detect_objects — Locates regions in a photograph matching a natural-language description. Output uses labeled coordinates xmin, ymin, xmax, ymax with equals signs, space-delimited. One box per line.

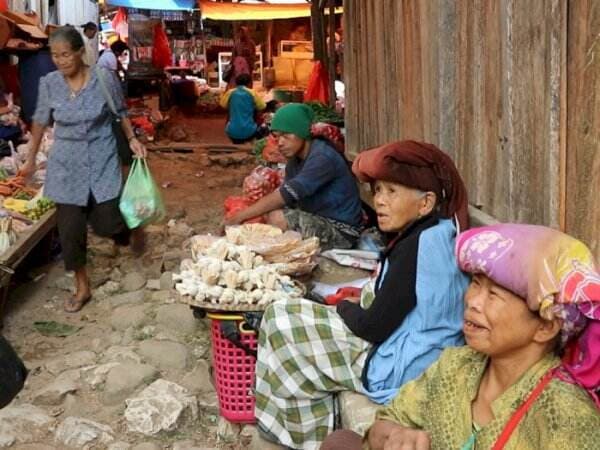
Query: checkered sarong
xmin=255 ymin=298 xmax=372 ymax=450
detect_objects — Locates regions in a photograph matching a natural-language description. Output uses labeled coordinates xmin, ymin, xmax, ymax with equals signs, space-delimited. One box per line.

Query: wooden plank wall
xmin=566 ymin=0 xmax=600 ymax=257
xmin=344 ymin=0 xmax=599 ymax=258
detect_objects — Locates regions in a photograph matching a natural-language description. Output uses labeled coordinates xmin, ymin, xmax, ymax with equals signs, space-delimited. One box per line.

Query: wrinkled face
xmin=272 ymin=132 xmax=305 ymax=159
xmin=372 ymin=180 xmax=426 ymax=233
xmin=463 ymin=274 xmax=547 ymax=357
xmin=50 ymin=40 xmax=84 ymax=77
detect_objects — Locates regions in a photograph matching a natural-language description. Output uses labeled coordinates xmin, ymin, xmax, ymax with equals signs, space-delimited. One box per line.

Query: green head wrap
xmin=271 ymin=103 xmax=314 ymax=140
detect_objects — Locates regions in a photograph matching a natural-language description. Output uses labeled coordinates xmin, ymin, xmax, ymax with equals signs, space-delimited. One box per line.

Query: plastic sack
xmin=223 ymin=196 xmax=265 ymax=224
xmin=0 ymin=334 xmax=27 ymax=409
xmin=119 ymin=158 xmax=166 ymax=229
xmin=152 ymin=23 xmax=172 ymax=69
xmin=304 ymin=61 xmax=329 ymax=104
xmin=242 ymin=166 xmax=284 ymax=203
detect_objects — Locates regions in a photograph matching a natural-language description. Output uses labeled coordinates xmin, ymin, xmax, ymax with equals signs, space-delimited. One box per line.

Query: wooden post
xmin=311 ymin=0 xmax=327 ymax=65
xmin=266 ymin=19 xmax=273 ymax=67
xmin=328 ymin=0 xmax=336 ymax=106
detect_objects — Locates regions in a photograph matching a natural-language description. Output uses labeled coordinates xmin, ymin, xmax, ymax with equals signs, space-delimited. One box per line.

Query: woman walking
xmin=21 ymin=26 xmax=147 ymax=313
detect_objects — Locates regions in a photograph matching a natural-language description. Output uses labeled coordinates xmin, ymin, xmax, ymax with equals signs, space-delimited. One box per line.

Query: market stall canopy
xmin=105 ymin=0 xmax=196 ymax=10
xmin=199 ymin=0 xmax=342 ymax=21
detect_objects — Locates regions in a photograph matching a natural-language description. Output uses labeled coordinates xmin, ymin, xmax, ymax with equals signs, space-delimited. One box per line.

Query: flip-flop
xmin=64 ymin=295 xmax=91 ymax=313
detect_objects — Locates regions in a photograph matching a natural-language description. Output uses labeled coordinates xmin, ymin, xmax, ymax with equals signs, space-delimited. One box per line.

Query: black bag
xmin=0 ymin=335 xmax=27 ymax=409
xmin=96 ymin=67 xmax=134 ymax=166
xmin=0 ymin=139 xmax=11 ymax=158
xmin=222 ymin=63 xmax=233 ymax=83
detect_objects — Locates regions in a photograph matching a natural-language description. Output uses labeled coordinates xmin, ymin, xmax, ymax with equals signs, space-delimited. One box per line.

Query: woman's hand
xmin=383 ymin=427 xmax=430 ymax=450
xmin=18 ymin=158 xmax=36 ymax=178
xmin=129 ymin=137 xmax=148 ymax=158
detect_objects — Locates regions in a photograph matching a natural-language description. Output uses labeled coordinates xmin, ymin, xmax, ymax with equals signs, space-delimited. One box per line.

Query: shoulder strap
xmin=95 ymin=66 xmax=118 ymax=116
xmin=491 ymin=369 xmax=554 ymax=450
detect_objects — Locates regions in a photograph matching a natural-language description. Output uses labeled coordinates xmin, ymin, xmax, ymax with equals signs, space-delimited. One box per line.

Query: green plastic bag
xmin=119 ymin=158 xmax=166 ymax=229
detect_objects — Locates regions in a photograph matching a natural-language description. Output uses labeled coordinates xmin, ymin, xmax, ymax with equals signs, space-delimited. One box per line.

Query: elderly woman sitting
xmin=255 ymin=141 xmax=471 ymax=449
xmin=322 ymin=224 xmax=600 ymax=450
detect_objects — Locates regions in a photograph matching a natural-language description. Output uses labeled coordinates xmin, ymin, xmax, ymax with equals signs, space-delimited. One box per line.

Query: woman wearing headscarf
xmin=322 ymin=224 xmax=600 ymax=450
xmin=255 ymin=141 xmax=470 ymax=449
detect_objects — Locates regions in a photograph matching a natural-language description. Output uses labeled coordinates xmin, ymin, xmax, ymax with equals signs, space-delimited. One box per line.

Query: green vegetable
xmin=304 ymin=101 xmax=344 ymax=125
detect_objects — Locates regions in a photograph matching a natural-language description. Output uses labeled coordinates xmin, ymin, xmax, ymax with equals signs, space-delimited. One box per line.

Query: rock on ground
xmin=101 ymin=362 xmax=158 ymax=405
xmin=131 ymin=443 xmax=161 ymax=450
xmin=151 ymin=290 xmax=173 ymax=302
xmin=180 ymin=360 xmax=214 ymax=395
xmin=33 ymin=369 xmax=80 ymax=406
xmin=55 ymin=416 xmax=114 ymax=448
xmin=110 ymin=305 xmax=148 ymax=331
xmin=109 ymin=290 xmax=146 ymax=308
xmin=101 ymin=345 xmax=143 ymax=364
xmin=107 ymin=441 xmax=132 ymax=450
xmin=0 ymin=404 xmax=54 ymax=448
xmin=155 ymin=304 xmax=198 ymax=335
xmin=124 ymin=379 xmax=198 ymax=436
xmin=122 ymin=272 xmax=147 ymax=292
xmin=45 ymin=351 xmax=97 ymax=375
xmin=138 ymin=339 xmax=190 ymax=370
xmin=217 ymin=418 xmax=241 ymax=444
xmin=159 ymin=271 xmax=174 ymax=290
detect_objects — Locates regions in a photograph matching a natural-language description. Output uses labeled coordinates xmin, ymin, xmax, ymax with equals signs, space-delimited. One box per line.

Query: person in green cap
xmin=224 ymin=102 xmax=363 ymax=249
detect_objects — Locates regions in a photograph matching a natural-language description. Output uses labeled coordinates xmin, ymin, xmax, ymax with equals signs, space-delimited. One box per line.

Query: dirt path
xmin=0 ymin=112 xmax=365 ymax=450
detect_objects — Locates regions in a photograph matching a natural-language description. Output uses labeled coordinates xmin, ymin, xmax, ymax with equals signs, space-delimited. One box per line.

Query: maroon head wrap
xmin=352 ymin=140 xmax=469 ymax=230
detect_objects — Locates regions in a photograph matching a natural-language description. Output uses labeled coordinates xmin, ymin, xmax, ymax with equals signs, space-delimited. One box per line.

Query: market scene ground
xmin=1 ymin=113 xmax=366 ymax=449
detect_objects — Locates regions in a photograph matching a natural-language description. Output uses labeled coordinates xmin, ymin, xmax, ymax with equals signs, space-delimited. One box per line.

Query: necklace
xmin=67 ymin=70 xmax=89 ymax=100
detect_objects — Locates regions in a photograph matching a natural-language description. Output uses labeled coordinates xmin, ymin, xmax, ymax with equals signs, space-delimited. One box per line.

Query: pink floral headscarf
xmin=456 ymin=224 xmax=600 ymax=406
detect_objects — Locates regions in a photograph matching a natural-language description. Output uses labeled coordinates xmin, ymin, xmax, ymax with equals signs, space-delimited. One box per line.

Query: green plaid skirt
xmin=255 ymin=298 xmax=372 ymax=450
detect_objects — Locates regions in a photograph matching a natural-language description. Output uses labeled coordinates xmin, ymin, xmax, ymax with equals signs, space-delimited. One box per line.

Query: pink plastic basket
xmin=209 ymin=316 xmax=258 ymax=423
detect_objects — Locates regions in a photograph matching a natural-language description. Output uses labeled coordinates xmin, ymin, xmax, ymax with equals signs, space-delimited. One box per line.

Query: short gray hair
xmin=49 ymin=26 xmax=84 ymax=52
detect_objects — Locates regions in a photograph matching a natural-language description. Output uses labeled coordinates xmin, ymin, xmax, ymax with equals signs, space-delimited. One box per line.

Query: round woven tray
xmin=177 ymin=294 xmax=268 ymax=312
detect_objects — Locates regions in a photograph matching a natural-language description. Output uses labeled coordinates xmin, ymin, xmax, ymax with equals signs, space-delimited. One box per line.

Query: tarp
xmin=199 ymin=0 xmax=342 ymax=21
xmin=106 ymin=0 xmax=196 ymax=10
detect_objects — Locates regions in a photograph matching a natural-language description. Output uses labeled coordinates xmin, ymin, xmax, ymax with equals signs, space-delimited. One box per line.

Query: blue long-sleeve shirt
xmin=279 ymin=139 xmax=362 ymax=227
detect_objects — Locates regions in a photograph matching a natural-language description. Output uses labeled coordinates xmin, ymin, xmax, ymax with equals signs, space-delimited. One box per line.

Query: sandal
xmin=64 ymin=295 xmax=91 ymax=313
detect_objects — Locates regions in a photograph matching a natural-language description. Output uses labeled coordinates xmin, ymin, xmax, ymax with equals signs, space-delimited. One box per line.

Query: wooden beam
xmin=328 ymin=0 xmax=336 ymax=106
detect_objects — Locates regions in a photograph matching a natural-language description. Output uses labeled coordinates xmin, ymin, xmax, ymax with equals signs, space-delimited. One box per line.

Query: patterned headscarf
xmin=352 ymin=141 xmax=469 ymax=230
xmin=456 ymin=224 xmax=600 ymax=406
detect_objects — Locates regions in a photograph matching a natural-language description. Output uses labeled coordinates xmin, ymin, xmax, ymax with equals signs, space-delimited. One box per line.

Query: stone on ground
xmin=124 ymin=379 xmax=198 ymax=435
xmin=172 ymin=440 xmax=207 ymax=450
xmin=122 ymin=272 xmax=147 ymax=292
xmin=45 ymin=351 xmax=97 ymax=375
xmin=151 ymin=290 xmax=173 ymax=302
xmin=102 ymin=345 xmax=143 ymax=364
xmin=110 ymin=305 xmax=148 ymax=331
xmin=109 ymin=290 xmax=146 ymax=308
xmin=146 ymin=279 xmax=161 ymax=291
xmin=55 ymin=416 xmax=114 ymax=448
xmin=108 ymin=442 xmax=131 ymax=450
xmin=180 ymin=360 xmax=214 ymax=395
xmin=101 ymin=362 xmax=158 ymax=405
xmin=217 ymin=418 xmax=241 ymax=444
xmin=240 ymin=425 xmax=287 ymax=450
xmin=131 ymin=443 xmax=161 ymax=450
xmin=33 ymin=370 xmax=80 ymax=405
xmin=159 ymin=271 xmax=174 ymax=290
xmin=95 ymin=281 xmax=121 ymax=300
xmin=138 ymin=339 xmax=190 ymax=370
xmin=0 ymin=404 xmax=54 ymax=448
xmin=81 ymin=362 xmax=120 ymax=389
xmin=155 ymin=304 xmax=197 ymax=335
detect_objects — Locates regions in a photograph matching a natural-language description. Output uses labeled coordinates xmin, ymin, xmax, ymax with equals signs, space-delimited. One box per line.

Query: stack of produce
xmin=175 ymin=238 xmax=304 ymax=308
xmin=304 ymin=101 xmax=344 ymax=125
xmin=242 ymin=166 xmax=284 ymax=202
xmin=188 ymin=224 xmax=320 ymax=276
xmin=3 ymin=196 xmax=55 ymax=221
xmin=253 ymin=135 xmax=286 ymax=164
xmin=223 ymin=166 xmax=284 ymax=224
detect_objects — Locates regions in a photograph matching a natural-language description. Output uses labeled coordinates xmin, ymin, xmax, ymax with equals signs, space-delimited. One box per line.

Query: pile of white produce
xmin=175 ymin=238 xmax=304 ymax=307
